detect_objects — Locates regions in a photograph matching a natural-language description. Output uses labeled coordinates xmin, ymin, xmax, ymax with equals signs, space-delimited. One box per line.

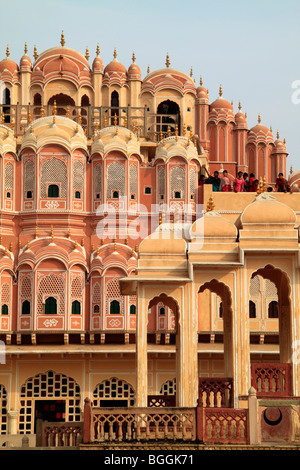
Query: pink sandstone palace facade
xmin=0 ymin=34 xmax=300 ymax=447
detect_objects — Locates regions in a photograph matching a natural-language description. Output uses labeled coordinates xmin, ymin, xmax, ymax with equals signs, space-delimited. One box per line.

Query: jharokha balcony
xmin=0 ymin=103 xmax=181 ymax=143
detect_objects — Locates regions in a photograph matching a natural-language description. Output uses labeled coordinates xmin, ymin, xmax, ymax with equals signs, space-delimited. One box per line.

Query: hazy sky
xmin=1 ymin=0 xmax=300 ymax=172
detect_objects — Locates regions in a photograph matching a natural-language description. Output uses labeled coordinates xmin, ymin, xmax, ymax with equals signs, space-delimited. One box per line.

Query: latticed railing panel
xmin=198 ymin=377 xmax=233 ymax=408
xmin=251 ymin=363 xmax=292 ymax=396
xmin=201 ymin=408 xmax=248 ymax=444
xmin=90 ymin=407 xmax=196 ymax=442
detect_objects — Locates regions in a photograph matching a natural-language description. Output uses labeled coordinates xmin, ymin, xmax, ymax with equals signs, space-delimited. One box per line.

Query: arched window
xmin=48 ymin=184 xmax=59 ymax=198
xmin=110 ymin=300 xmax=120 ymax=314
xmin=249 ymin=300 xmax=256 ymax=318
xmin=219 ymin=302 xmax=223 ymax=318
xmin=1 ymin=305 xmax=8 ymax=315
xmin=93 ymin=304 xmax=100 ymax=314
xmin=75 ymin=191 xmax=81 ymax=199
xmin=112 ymin=190 xmax=119 ymax=199
xmin=3 ymin=88 xmax=11 ymax=123
xmin=44 ymin=297 xmax=57 ymax=315
xmin=159 ymin=307 xmax=165 ymax=315
xmin=174 ymin=191 xmax=181 ymax=199
xmin=26 ymin=191 xmax=33 ymax=199
xmin=111 ymin=91 xmax=119 ymax=124
xmin=268 ymin=301 xmax=278 ymax=318
xmin=71 ymin=300 xmax=81 ymax=315
xmin=22 ymin=300 xmax=31 ymax=315
xmin=130 ymin=304 xmax=136 ymax=315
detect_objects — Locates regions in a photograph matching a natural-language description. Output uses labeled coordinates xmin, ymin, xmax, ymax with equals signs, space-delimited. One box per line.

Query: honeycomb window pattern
xmin=93 ymin=377 xmax=135 ymax=407
xmin=19 ymin=370 xmax=81 ymax=434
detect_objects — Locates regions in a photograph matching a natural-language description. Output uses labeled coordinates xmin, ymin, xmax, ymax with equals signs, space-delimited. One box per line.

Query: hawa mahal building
xmin=0 ymin=33 xmax=300 ymax=446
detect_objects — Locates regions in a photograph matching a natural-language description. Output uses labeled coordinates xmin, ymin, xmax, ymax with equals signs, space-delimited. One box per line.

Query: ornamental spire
xmin=132 ymin=51 xmax=136 ymax=63
xmin=24 ymin=42 xmax=28 ymax=54
xmin=219 ymin=85 xmax=223 ymax=97
xmin=113 ymin=48 xmax=117 ymax=59
xmin=33 ymin=45 xmax=38 ymax=60
xmin=85 ymin=47 xmax=89 ymax=61
xmin=60 ymin=31 xmax=65 ymax=46
xmin=165 ymin=53 xmax=170 ymax=68
xmin=96 ymin=43 xmax=100 ymax=56
xmin=6 ymin=45 xmax=9 ymax=57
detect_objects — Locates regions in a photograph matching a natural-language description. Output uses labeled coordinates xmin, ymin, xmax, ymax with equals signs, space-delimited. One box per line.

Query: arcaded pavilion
xmin=0 ymin=33 xmax=299 ymax=448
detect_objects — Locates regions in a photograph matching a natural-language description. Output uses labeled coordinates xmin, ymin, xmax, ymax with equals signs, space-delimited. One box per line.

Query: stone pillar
xmin=8 ymin=410 xmax=18 ymax=435
xmin=248 ymin=387 xmax=259 ymax=445
xmin=136 ymin=286 xmax=148 ymax=407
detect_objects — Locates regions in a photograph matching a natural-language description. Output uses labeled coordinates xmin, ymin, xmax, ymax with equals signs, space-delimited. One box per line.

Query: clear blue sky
xmin=1 ymin=0 xmax=300 ymax=172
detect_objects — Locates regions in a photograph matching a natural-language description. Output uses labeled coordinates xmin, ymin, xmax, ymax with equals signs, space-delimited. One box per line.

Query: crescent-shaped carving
xmin=263 ymin=408 xmax=283 ymax=426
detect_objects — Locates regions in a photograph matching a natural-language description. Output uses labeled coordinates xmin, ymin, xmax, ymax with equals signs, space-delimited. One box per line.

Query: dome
xmin=210 ymin=86 xmax=233 ymax=110
xmin=104 ymin=49 xmax=127 ymax=75
xmin=241 ymin=193 xmax=296 ymax=226
xmin=235 ymin=103 xmax=247 ymax=126
xmin=20 ymin=54 xmax=32 ymax=71
xmin=33 ymin=46 xmax=90 ymax=75
xmin=196 ymin=78 xmax=208 ymax=99
xmin=0 ymin=57 xmax=18 ymax=75
xmin=127 ymin=54 xmax=141 ymax=80
xmin=92 ymin=55 xmax=103 ymax=73
xmin=249 ymin=115 xmax=272 ymax=136
xmin=191 ymin=211 xmax=238 ymax=240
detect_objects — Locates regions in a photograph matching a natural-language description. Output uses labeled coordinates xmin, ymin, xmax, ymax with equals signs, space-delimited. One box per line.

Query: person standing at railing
xmin=233 ymin=171 xmax=245 ymax=192
xmin=220 ymin=170 xmax=231 ymax=192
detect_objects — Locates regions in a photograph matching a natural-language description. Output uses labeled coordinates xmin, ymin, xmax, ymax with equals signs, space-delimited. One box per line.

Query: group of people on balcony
xmin=200 ymin=170 xmax=290 ymax=193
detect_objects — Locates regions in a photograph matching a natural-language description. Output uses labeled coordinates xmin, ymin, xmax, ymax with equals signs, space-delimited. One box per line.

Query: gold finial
xmin=85 ymin=46 xmax=89 ymax=61
xmin=175 ymin=124 xmax=178 ymax=141
xmin=100 ymin=238 xmax=104 ymax=245
xmin=74 ymin=240 xmax=77 ymax=249
xmin=258 ymin=114 xmax=261 ymax=124
xmin=200 ymin=76 xmax=203 ymax=86
xmin=1 ymin=114 xmax=4 ymax=124
xmin=147 ymin=65 xmax=150 ymax=74
xmin=277 ymin=130 xmax=279 ymax=139
xmin=132 ymin=121 xmax=136 ymax=133
xmin=78 ymin=112 xmax=82 ymax=125
xmin=124 ymin=115 xmax=127 ymax=128
xmin=18 ymin=240 xmax=21 ymax=249
xmin=114 ymin=113 xmax=118 ymax=126
xmin=132 ymin=52 xmax=136 ymax=63
xmin=115 ymin=126 xmax=118 ymax=135
xmin=66 ymin=105 xmax=69 ymax=118
xmin=96 ymin=246 xmax=100 ymax=256
xmin=81 ymin=238 xmax=84 ymax=246
xmin=52 ymin=100 xmax=57 ymax=116
xmin=40 ymin=104 xmax=44 ymax=117
xmin=24 ymin=42 xmax=28 ymax=54
xmin=290 ymin=165 xmax=293 ymax=174
xmin=183 ymin=123 xmax=186 ymax=136
xmin=33 ymin=45 xmax=38 ymax=60
xmin=61 ymin=31 xmax=65 ymax=47
xmin=219 ymin=85 xmax=223 ymax=97
xmin=96 ymin=43 xmax=100 ymax=56
xmin=167 ymin=125 xmax=171 ymax=137
xmin=165 ymin=53 xmax=170 ymax=68
xmin=284 ymin=138 xmax=286 ymax=144
xmin=270 ymin=125 xmax=272 ymax=132
xmin=257 ymin=178 xmax=263 ymax=195
xmin=113 ymin=48 xmax=117 ymax=59
xmin=190 ymin=67 xmax=193 ymax=77
xmin=190 ymin=126 xmax=193 ymax=139
xmin=9 ymin=242 xmax=12 ymax=252
xmin=206 ymin=196 xmax=215 ymax=212
xmin=238 ymin=101 xmax=242 ymax=110
xmin=104 ymin=116 xmax=107 ymax=127
xmin=6 ymin=45 xmax=10 ymax=57
xmin=263 ymin=176 xmax=267 ymax=192
xmin=27 ymin=108 xmax=32 ymax=123
xmin=159 ymin=129 xmax=163 ymax=141
xmin=159 ymin=212 xmax=162 ymax=225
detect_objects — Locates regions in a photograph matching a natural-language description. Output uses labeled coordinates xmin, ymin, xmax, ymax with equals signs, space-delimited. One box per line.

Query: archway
xmin=147 ymin=293 xmax=180 ymax=404
xmin=156 ymin=99 xmax=180 ymax=135
xmin=110 ymin=91 xmax=119 ymax=125
xmin=19 ymin=370 xmax=81 ymax=434
xmin=250 ymin=265 xmax=291 ymax=364
xmin=48 ymin=93 xmax=75 ymax=116
xmin=198 ymin=280 xmax=234 ymax=379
